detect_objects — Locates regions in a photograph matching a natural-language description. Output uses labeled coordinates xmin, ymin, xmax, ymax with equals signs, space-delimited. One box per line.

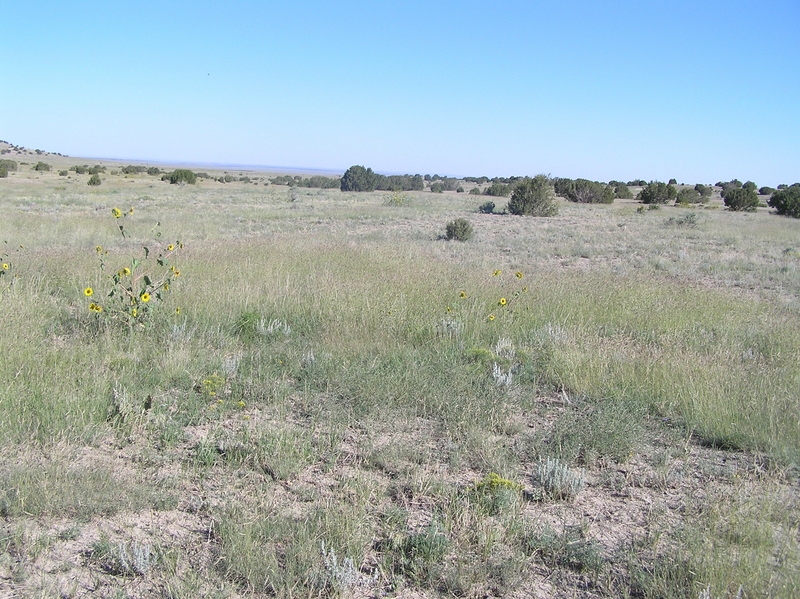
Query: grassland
xmin=1 ymin=151 xmax=799 ymax=598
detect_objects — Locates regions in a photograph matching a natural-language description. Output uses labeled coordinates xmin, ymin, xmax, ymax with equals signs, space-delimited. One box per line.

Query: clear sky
xmin=2 ymin=1 xmax=798 ymax=186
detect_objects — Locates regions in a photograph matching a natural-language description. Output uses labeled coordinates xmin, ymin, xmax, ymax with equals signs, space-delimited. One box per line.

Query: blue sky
xmin=2 ymin=1 xmax=798 ymax=185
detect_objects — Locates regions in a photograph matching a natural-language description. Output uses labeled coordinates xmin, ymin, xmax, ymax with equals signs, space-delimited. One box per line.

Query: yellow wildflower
xmin=499 ymin=297 xmax=507 ymax=306
xmin=515 ymin=271 xmax=523 ymax=279
xmin=460 ymin=291 xmax=467 ymax=299
xmin=488 ymin=314 xmax=496 ymax=321
xmin=175 ymin=307 xmax=181 ymax=315
xmin=95 ymin=245 xmax=103 ymax=253
xmin=121 ymin=267 xmax=131 ymax=276
xmin=111 ymin=208 xmax=122 ymax=218
xmin=2 ymin=263 xmax=8 ymax=270
xmin=84 ymin=287 xmax=93 ymax=297
xmin=493 ymin=270 xmax=502 ymax=276
xmin=167 ymin=244 xmax=175 ymax=251
xmin=141 ymin=292 xmax=151 ymax=302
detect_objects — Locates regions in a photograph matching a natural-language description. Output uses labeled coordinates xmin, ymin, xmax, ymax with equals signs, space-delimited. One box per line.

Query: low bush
xmin=507 ymin=175 xmax=558 ymax=217
xmin=563 ymin=179 xmax=614 ymax=204
xmin=478 ymin=201 xmax=495 ymax=214
xmin=676 ymin=188 xmax=702 ymax=204
xmin=768 ymin=186 xmax=800 ymax=218
xmin=168 ymin=169 xmax=197 ymax=185
xmin=33 ymin=161 xmax=50 ymax=172
xmin=445 ymin=218 xmax=474 ymax=241
xmin=722 ymin=187 xmax=759 ymax=211
xmin=637 ymin=181 xmax=677 ymax=204
xmin=87 ymin=173 xmax=102 ymax=186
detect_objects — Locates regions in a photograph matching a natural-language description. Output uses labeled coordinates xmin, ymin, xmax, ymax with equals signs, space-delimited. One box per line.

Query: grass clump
xmin=532 ymin=457 xmax=584 ymax=501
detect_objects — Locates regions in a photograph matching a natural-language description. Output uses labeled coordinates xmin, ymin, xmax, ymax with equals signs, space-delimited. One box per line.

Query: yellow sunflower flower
xmin=84 ymin=287 xmax=93 ymax=297
xmin=488 ymin=314 xmax=496 ymax=321
xmin=167 ymin=244 xmax=175 ymax=251
xmin=141 ymin=292 xmax=151 ymax=302
xmin=2 ymin=263 xmax=8 ymax=270
xmin=499 ymin=297 xmax=507 ymax=306
xmin=515 ymin=271 xmax=523 ymax=279
xmin=460 ymin=291 xmax=467 ymax=299
xmin=493 ymin=270 xmax=502 ymax=276
xmin=111 ymin=208 xmax=122 ymax=218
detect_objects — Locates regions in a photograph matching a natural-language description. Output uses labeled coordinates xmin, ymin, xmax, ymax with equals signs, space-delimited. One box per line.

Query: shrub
xmin=430 ymin=182 xmax=445 ymax=193
xmin=58 ymin=170 xmax=68 ymax=176
xmin=87 ymin=173 xmax=102 ymax=186
xmin=637 ymin=181 xmax=677 ymax=204
xmin=469 ymin=187 xmax=481 ymax=195
xmin=340 ymin=165 xmax=377 ymax=192
xmin=742 ymin=181 xmax=757 ymax=192
xmin=563 ymin=178 xmax=614 ymax=204
xmin=445 ymin=218 xmax=474 ymax=241
xmin=0 ymin=166 xmax=7 ymax=178
xmin=676 ymin=188 xmax=702 ymax=204
xmin=168 ymin=169 xmax=197 ymax=185
xmin=695 ymin=183 xmax=712 ymax=198
xmin=484 ymin=182 xmax=511 ymax=197
xmin=0 ymin=159 xmax=17 ymax=171
xmin=722 ymin=187 xmax=759 ymax=211
xmin=33 ymin=161 xmax=51 ymax=172
xmin=759 ymin=186 xmax=776 ymax=196
xmin=668 ymin=178 xmax=678 ymax=185
xmin=614 ymin=183 xmax=633 ymax=199
xmin=768 ymin=186 xmax=800 ymax=218
xmin=507 ymin=175 xmax=558 ymax=217
xmin=478 ymin=201 xmax=495 ymax=214
xmin=147 ymin=167 xmax=161 ymax=176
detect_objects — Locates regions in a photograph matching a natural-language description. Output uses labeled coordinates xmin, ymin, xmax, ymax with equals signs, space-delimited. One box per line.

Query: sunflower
xmin=499 ymin=297 xmax=507 ymax=306
xmin=493 ymin=270 xmax=502 ymax=276
xmin=488 ymin=314 xmax=496 ymax=321
xmin=121 ymin=267 xmax=131 ymax=276
xmin=167 ymin=244 xmax=175 ymax=251
xmin=2 ymin=263 xmax=8 ymax=270
xmin=175 ymin=307 xmax=181 ymax=315
xmin=95 ymin=245 xmax=103 ymax=253
xmin=515 ymin=271 xmax=524 ymax=279
xmin=141 ymin=292 xmax=151 ymax=302
xmin=459 ymin=291 xmax=467 ymax=299
xmin=111 ymin=208 xmax=122 ymax=218
xmin=84 ymin=287 xmax=93 ymax=297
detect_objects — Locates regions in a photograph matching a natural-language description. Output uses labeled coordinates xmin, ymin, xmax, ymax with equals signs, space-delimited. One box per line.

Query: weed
xmin=532 ymin=457 xmax=585 ymax=501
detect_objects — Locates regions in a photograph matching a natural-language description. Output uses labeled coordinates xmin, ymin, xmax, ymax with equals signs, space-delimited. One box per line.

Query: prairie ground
xmin=1 ymin=152 xmax=798 ymax=598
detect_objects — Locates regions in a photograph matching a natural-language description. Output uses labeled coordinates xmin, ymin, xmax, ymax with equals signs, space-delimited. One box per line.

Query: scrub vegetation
xmin=1 ymin=140 xmax=799 ymax=598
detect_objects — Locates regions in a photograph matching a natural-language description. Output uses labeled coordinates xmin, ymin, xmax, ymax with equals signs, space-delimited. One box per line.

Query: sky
xmin=2 ymin=1 xmax=798 ymax=186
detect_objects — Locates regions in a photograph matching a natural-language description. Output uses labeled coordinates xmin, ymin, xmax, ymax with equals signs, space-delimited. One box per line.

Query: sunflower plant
xmin=84 ymin=207 xmax=182 ymax=326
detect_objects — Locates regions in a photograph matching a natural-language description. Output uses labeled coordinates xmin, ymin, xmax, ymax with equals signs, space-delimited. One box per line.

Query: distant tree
xmin=742 ymin=181 xmax=757 ymax=192
xmin=759 ymin=186 xmax=776 ymax=196
xmin=168 ymin=169 xmax=197 ymax=184
xmin=676 ymin=188 xmax=702 ymax=204
xmin=637 ymin=181 xmax=677 ymax=204
xmin=694 ymin=183 xmax=712 ymax=198
xmin=767 ymin=186 xmax=800 ymax=218
xmin=87 ymin=173 xmax=102 ymax=186
xmin=469 ymin=187 xmax=482 ymax=195
xmin=430 ymin=182 xmax=445 ymax=193
xmin=484 ymin=182 xmax=511 ymax=197
xmin=668 ymin=178 xmax=678 ymax=185
xmin=614 ymin=183 xmax=633 ymax=199
xmin=340 ymin=165 xmax=377 ymax=192
xmin=33 ymin=161 xmax=50 ymax=172
xmin=563 ymin=178 xmax=615 ymax=204
xmin=553 ymin=177 xmax=573 ymax=197
xmin=507 ymin=175 xmax=558 ymax=217
xmin=722 ymin=187 xmax=759 ymax=211
xmin=627 ymin=179 xmax=647 ymax=186
xmin=147 ymin=166 xmax=161 ymax=176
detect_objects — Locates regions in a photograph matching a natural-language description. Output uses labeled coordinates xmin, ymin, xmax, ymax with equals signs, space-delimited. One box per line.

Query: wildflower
xmin=446 ymin=306 xmax=452 ymax=313
xmin=237 ymin=401 xmax=246 ymax=408
xmin=493 ymin=270 xmax=502 ymax=276
xmin=94 ymin=304 xmax=103 ymax=312
xmin=2 ymin=263 xmax=8 ymax=270
xmin=516 ymin=271 xmax=523 ymax=279
xmin=460 ymin=291 xmax=467 ymax=299
xmin=88 ymin=302 xmax=97 ymax=311
xmin=499 ymin=297 xmax=507 ymax=306
xmin=111 ymin=208 xmax=122 ymax=218
xmin=488 ymin=314 xmax=496 ymax=321
xmin=121 ymin=267 xmax=131 ymax=276
xmin=95 ymin=245 xmax=103 ymax=253
xmin=128 ymin=207 xmax=134 ymax=215
xmin=84 ymin=287 xmax=93 ymax=297
xmin=132 ymin=308 xmax=138 ymax=318
xmin=173 ymin=270 xmax=180 ymax=277
xmin=141 ymin=292 xmax=151 ymax=302
xmin=164 ymin=284 xmax=169 ymax=290
xmin=522 ymin=286 xmax=528 ymax=292
xmin=175 ymin=307 xmax=181 ymax=315
xmin=167 ymin=244 xmax=175 ymax=251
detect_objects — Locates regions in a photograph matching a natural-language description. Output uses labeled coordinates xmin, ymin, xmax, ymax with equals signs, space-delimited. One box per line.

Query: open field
xmin=1 ymin=153 xmax=799 ymax=598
